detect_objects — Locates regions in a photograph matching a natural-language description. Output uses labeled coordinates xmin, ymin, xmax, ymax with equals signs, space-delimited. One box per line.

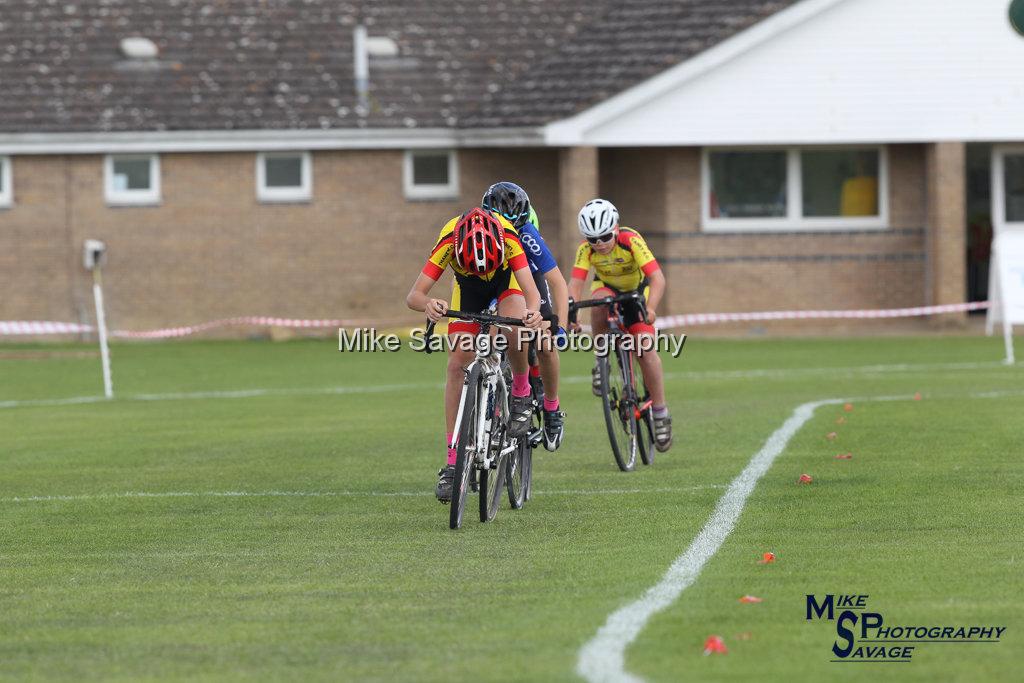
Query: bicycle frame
xmin=572 ymin=292 xmax=649 ymax=403
xmin=449 ymin=328 xmax=519 ymax=471
xmin=425 ymin=313 xmax=525 ymax=471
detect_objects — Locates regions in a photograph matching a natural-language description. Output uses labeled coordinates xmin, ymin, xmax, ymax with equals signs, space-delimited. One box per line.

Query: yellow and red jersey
xmin=571 ymin=227 xmax=660 ymax=292
xmin=421 ymin=213 xmax=528 ymax=282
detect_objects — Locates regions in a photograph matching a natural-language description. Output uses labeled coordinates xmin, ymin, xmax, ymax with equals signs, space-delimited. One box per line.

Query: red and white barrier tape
xmin=0 ymin=321 xmax=94 ymax=335
xmin=0 ymin=316 xmax=356 ymax=338
xmin=110 ymin=316 xmax=359 ymax=339
xmin=0 ymin=302 xmax=991 ymax=338
xmin=655 ymin=301 xmax=989 ymax=329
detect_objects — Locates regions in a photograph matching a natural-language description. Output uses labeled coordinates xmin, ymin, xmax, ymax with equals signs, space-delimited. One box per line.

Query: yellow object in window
xmin=840 ymin=176 xmax=878 ymax=216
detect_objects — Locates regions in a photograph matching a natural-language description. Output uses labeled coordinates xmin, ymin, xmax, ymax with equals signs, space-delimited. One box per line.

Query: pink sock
xmin=512 ymin=373 xmax=531 ymax=398
xmin=543 ymin=396 xmax=559 ymax=411
xmin=446 ymin=432 xmax=457 ymax=465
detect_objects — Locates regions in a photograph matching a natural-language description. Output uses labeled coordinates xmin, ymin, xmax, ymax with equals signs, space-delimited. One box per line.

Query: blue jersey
xmin=517 ymin=221 xmax=557 ymax=274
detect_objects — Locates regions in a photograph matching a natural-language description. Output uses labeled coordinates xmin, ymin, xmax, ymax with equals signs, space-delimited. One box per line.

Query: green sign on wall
xmin=1012 ymin=0 xmax=1024 ymax=36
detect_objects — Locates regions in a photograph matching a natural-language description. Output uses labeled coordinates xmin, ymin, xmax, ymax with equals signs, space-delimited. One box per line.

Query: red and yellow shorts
xmin=590 ymin=279 xmax=654 ymax=336
xmin=448 ymin=268 xmax=523 ymax=336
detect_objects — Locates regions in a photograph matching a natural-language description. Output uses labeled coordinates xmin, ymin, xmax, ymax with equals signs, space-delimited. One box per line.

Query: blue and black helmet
xmin=482 ymin=181 xmax=531 ymax=229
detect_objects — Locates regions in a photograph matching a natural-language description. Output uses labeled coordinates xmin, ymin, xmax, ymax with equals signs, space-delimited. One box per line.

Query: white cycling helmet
xmin=577 ymin=198 xmax=619 ymax=239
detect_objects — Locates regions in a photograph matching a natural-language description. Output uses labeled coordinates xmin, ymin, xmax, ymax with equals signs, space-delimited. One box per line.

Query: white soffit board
xmin=547 ymin=0 xmax=1024 ymax=146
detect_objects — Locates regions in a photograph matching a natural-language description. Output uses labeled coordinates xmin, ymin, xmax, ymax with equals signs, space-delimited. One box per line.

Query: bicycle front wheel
xmin=450 ymin=365 xmax=482 ymax=530
xmin=480 ymin=382 xmax=510 ymax=522
xmin=598 ymin=352 xmax=638 ymax=472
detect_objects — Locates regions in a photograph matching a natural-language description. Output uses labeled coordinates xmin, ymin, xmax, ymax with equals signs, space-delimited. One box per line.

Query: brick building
xmin=2 ymin=0 xmax=1023 ymax=332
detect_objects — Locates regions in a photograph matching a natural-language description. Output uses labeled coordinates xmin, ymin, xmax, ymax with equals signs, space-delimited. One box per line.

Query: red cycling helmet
xmin=454 ymin=208 xmax=505 ymax=275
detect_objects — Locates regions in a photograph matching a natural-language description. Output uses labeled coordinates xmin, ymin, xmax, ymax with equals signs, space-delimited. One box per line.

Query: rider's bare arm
xmin=645 ymin=269 xmax=666 ymax=322
xmin=545 ymin=267 xmax=570 ymax=332
xmin=406 ymin=273 xmax=449 ymax=321
xmin=513 ymin=265 xmax=544 ymax=329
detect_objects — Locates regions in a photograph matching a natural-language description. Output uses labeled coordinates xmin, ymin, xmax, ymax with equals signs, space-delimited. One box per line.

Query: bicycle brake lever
xmin=424 ymin=320 xmax=437 ymax=354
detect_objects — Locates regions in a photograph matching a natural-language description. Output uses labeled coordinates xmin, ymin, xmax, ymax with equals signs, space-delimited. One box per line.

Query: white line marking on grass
xmin=576 ymin=397 xmax=844 ymax=683
xmin=0 ymin=485 xmax=725 ymax=504
xmin=0 ymin=382 xmax=442 ymax=409
xmin=2 ymin=359 xmax=1014 ymax=409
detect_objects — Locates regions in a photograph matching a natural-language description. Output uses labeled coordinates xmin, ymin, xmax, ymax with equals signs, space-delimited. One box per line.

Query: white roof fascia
xmin=544 ymin=0 xmax=850 ymax=146
xmin=0 ymin=127 xmax=544 ymax=155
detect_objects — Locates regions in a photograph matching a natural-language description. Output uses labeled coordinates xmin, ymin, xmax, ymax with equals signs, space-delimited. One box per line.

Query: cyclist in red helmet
xmin=407 ymin=207 xmax=545 ymax=502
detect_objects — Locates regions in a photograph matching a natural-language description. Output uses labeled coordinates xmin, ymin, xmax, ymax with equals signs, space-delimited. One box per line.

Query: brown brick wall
xmin=0 ymin=156 xmax=76 ymax=321
xmin=591 ymin=145 xmax=930 ymax=324
xmin=0 ymin=149 xmax=558 ymax=330
xmin=925 ymin=142 xmax=967 ymax=326
xmin=0 ymin=143 xmax=948 ymax=335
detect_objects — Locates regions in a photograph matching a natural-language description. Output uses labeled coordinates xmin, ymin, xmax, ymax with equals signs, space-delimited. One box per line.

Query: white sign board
xmin=985 ymin=231 xmax=1024 ymax=363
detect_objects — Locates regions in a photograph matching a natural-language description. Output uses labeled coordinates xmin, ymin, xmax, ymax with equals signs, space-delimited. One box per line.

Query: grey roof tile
xmin=0 ymin=0 xmax=799 ymax=133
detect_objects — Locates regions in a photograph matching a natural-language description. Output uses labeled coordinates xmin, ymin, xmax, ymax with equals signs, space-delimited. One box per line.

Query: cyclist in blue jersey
xmin=482 ymin=182 xmax=568 ymax=450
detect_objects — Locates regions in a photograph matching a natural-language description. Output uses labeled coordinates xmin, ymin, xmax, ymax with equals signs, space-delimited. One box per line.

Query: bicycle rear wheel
xmin=507 ymin=436 xmax=530 ymax=509
xmin=637 ymin=390 xmax=655 ymax=466
xmin=598 ymin=351 xmax=638 ymax=471
xmin=480 ymin=434 xmax=509 ymax=521
xmin=450 ymin=365 xmax=481 ymax=530
xmin=637 ymin=410 xmax=656 ymax=466
xmin=480 ymin=382 xmax=510 ymax=522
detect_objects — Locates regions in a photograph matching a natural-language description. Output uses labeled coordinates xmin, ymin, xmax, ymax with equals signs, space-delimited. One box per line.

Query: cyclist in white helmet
xmin=569 ymin=198 xmax=673 ymax=451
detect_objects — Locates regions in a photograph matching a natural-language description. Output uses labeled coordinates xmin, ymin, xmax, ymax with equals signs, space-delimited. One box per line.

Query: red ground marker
xmin=843 ymin=403 xmax=854 ymax=412
xmin=758 ymin=552 xmax=776 ymax=564
xmin=798 ymin=474 xmax=813 ymax=484
xmin=703 ymin=635 xmax=728 ymax=655
xmin=834 ymin=453 xmax=853 ymax=460
xmin=739 ymin=595 xmax=763 ymax=604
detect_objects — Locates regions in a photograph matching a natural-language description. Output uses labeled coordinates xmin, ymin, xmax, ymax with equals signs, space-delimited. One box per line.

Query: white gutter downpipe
xmin=353 ymin=25 xmax=369 ymax=114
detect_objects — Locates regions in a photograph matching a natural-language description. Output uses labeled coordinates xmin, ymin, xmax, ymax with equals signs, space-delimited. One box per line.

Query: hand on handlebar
xmin=645 ymin=306 xmax=657 ymax=324
xmin=568 ymin=320 xmax=582 ymax=333
xmin=425 ymin=298 xmax=449 ymax=322
xmin=523 ymin=309 xmax=546 ymax=330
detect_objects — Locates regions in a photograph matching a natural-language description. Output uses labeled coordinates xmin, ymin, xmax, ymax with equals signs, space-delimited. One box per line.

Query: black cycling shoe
xmin=509 ymin=395 xmax=532 ymax=438
xmin=435 ymin=465 xmax=455 ymax=503
xmin=543 ymin=408 xmax=565 ymax=451
xmin=653 ymin=415 xmax=673 ymax=452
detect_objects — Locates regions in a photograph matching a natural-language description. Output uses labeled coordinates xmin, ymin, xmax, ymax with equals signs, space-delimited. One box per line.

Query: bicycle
xmin=569 ymin=291 xmax=657 ymax=472
xmin=501 ymin=344 xmax=543 ymax=510
xmin=424 ymin=310 xmax=529 ymax=529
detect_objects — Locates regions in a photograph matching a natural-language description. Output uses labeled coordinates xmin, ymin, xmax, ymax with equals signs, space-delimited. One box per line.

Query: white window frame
xmin=992 ymin=145 xmax=1024 ymax=232
xmin=104 ymin=154 xmax=160 ymax=206
xmin=403 ymin=150 xmax=459 ymax=200
xmin=0 ymin=156 xmax=11 ymax=208
xmin=701 ymin=146 xmax=889 ymax=232
xmin=256 ymin=151 xmax=312 ymax=203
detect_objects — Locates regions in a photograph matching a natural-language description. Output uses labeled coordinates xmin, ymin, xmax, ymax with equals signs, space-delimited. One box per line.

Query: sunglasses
xmin=586 ymin=233 xmax=615 ymax=245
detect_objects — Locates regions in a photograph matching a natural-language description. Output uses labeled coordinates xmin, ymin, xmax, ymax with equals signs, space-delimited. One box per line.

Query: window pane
xmin=1005 ymin=154 xmax=1024 ymax=222
xmin=709 ymin=151 xmax=786 ymax=218
xmin=802 ymin=149 xmax=879 ymax=217
xmin=265 ymin=156 xmax=303 ymax=188
xmin=112 ymin=158 xmax=151 ymax=191
xmin=0 ymin=160 xmax=5 ymax=191
xmin=413 ymin=154 xmax=449 ymax=186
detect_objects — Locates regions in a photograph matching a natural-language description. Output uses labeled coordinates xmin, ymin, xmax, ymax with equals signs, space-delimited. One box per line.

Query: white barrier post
xmin=84 ymin=240 xmax=113 ymax=399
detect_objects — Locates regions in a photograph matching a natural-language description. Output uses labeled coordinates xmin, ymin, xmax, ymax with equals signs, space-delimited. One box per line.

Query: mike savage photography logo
xmin=337 ymin=327 xmax=687 ymax=357
xmin=806 ymin=594 xmax=1006 ymax=663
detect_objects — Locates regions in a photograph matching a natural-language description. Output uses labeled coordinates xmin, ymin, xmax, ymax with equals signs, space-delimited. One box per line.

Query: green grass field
xmin=2 ymin=334 xmax=1022 ymax=682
